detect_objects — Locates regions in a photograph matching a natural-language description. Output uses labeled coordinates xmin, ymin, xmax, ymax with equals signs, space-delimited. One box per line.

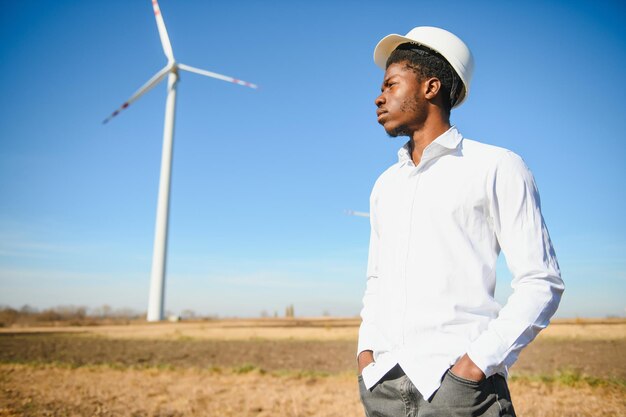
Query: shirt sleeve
xmin=357 ymin=183 xmax=387 ymax=357
xmin=467 ymin=151 xmax=564 ymax=377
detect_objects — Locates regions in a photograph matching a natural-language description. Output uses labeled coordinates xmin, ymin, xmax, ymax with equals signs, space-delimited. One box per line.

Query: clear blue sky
xmin=1 ymin=0 xmax=624 ymax=318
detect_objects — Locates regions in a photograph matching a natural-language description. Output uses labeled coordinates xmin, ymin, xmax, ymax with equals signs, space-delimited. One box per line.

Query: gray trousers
xmin=358 ymin=365 xmax=516 ymax=417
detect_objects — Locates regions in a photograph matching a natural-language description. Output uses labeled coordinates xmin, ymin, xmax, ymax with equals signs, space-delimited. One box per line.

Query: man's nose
xmin=375 ymin=93 xmax=385 ymax=107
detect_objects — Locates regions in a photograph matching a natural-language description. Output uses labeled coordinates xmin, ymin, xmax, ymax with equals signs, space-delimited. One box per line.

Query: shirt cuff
xmin=466 ymin=321 xmax=527 ymax=377
xmin=357 ymin=321 xmax=385 ymax=358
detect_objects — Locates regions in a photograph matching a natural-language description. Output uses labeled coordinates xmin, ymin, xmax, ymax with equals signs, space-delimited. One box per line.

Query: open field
xmin=1 ymin=319 xmax=625 ymax=416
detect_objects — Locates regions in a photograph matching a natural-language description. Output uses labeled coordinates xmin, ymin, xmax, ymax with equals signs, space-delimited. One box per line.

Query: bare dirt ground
xmin=0 ymin=335 xmax=624 ymax=380
xmin=0 ymin=319 xmax=624 ymax=416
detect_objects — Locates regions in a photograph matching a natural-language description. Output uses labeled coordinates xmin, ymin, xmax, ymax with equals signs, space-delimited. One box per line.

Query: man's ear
xmin=423 ymin=77 xmax=442 ymax=101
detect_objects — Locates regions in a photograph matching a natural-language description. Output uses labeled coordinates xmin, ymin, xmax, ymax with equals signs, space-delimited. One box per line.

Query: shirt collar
xmin=397 ymin=126 xmax=463 ymax=165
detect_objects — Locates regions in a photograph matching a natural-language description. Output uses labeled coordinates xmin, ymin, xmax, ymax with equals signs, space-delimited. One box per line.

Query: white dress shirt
xmin=358 ymin=126 xmax=564 ymax=400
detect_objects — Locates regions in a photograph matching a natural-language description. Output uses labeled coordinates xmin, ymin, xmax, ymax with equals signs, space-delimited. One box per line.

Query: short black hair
xmin=386 ymin=43 xmax=462 ymax=112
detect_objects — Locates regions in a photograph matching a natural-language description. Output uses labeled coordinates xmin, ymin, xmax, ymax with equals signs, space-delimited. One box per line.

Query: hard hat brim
xmin=373 ymin=34 xmax=417 ymax=70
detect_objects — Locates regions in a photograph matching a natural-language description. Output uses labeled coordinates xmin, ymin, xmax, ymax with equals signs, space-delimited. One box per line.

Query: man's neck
xmin=410 ymin=120 xmax=451 ymax=166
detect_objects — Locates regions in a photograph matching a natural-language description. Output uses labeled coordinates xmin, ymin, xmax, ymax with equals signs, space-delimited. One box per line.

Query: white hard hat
xmin=373 ymin=26 xmax=474 ymax=108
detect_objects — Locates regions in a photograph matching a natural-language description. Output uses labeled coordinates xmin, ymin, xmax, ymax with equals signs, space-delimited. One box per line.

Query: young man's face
xmin=375 ymin=62 xmax=427 ymax=137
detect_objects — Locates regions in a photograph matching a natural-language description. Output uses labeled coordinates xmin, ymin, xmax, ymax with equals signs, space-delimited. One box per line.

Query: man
xmin=357 ymin=27 xmax=564 ymax=417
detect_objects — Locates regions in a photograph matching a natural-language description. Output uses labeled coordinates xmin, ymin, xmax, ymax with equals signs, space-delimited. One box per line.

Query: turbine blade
xmin=178 ymin=63 xmax=258 ymax=89
xmin=345 ymin=210 xmax=370 ymax=218
xmin=151 ymin=0 xmax=174 ymax=61
xmin=103 ymin=64 xmax=172 ymax=124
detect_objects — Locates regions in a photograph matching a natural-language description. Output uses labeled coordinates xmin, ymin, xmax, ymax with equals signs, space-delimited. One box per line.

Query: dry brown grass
xmin=0 ymin=364 xmax=361 ymax=417
xmin=0 ymin=318 xmax=361 ymax=341
xmin=3 ymin=318 xmax=624 ymax=342
xmin=1 ymin=364 xmax=623 ymax=417
xmin=538 ymin=322 xmax=626 ymax=341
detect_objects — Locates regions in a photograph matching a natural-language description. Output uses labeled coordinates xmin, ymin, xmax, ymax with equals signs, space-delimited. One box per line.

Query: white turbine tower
xmin=104 ymin=0 xmax=257 ymax=322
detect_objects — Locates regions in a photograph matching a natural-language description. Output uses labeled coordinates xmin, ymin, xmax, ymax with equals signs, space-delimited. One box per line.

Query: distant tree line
xmin=0 ymin=304 xmax=144 ymax=327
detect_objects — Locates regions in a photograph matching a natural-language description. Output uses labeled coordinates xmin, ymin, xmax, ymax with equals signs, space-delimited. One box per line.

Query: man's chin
xmin=385 ymin=125 xmax=409 ymax=138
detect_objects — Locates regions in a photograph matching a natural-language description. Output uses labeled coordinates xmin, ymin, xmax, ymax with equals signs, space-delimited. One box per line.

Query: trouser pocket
xmin=424 ymin=370 xmax=501 ymax=417
xmin=358 ymin=373 xmax=410 ymax=417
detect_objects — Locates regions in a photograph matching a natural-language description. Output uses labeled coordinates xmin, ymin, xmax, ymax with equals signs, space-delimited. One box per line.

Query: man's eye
xmin=381 ymin=82 xmax=395 ymax=92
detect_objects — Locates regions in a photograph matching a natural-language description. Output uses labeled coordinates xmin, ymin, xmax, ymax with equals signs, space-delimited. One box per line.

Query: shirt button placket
xmin=400 ymin=166 xmax=421 ymax=346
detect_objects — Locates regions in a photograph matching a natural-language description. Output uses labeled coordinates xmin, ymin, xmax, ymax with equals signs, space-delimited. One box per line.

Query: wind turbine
xmin=104 ymin=0 xmax=257 ymax=322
